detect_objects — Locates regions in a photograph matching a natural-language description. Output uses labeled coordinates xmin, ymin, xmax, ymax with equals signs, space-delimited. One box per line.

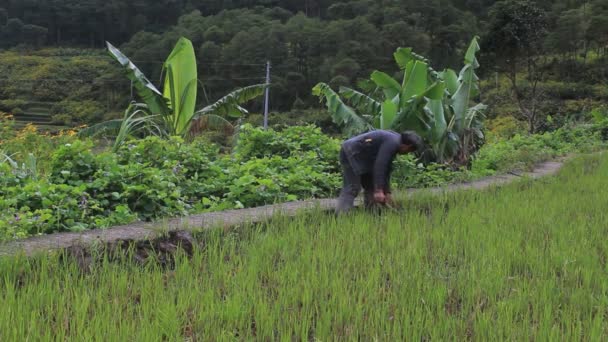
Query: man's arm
xmin=373 ymin=142 xmax=398 ymax=192
xmin=384 ymin=163 xmax=393 ymax=194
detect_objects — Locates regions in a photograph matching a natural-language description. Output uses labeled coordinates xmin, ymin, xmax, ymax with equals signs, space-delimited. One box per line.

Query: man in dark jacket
xmin=336 ymin=130 xmax=423 ymax=213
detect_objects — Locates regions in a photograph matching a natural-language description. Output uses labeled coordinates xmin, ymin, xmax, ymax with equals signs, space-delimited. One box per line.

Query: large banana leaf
xmin=426 ymin=100 xmax=447 ymax=143
xmin=313 ymin=82 xmax=372 ymax=136
xmin=401 ymin=60 xmax=429 ymax=101
xmin=439 ymin=69 xmax=459 ymax=95
xmin=195 ymin=84 xmax=267 ymax=118
xmin=424 ymin=81 xmax=447 ymax=101
xmin=391 ymin=82 xmax=444 ymax=134
xmin=391 ymin=99 xmax=432 ymax=135
xmin=393 ymin=47 xmax=415 ymax=70
xmin=106 ymin=42 xmax=170 ymax=117
xmin=380 ymin=100 xmax=398 ymax=129
xmin=339 ymin=86 xmax=382 ymax=117
xmin=394 ymin=47 xmax=431 ymax=71
xmin=464 ymin=36 xmax=481 ymax=68
xmin=451 ymin=36 xmax=482 ymax=132
xmin=371 ymin=71 xmax=401 ymax=100
xmin=426 ymin=88 xmax=450 ymax=162
xmin=465 ymin=103 xmax=487 ymax=130
xmin=162 ymin=37 xmax=198 ymax=136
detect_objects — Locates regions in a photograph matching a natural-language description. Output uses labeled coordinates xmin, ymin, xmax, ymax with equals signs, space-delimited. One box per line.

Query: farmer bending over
xmin=336 ymin=130 xmax=423 ymax=213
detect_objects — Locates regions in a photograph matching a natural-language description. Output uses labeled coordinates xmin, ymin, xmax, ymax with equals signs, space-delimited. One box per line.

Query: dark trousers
xmin=336 ymin=149 xmax=375 ymax=213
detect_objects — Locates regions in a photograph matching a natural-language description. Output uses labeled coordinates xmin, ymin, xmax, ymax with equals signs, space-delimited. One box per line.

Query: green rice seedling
xmin=1 ymin=153 xmax=608 ymax=340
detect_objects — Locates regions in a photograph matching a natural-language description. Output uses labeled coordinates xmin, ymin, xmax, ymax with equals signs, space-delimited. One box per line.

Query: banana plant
xmin=313 ymin=50 xmax=444 ymax=145
xmin=313 ymin=36 xmax=485 ymax=165
xmin=82 ymin=37 xmax=267 ymax=141
xmin=437 ymin=36 xmax=487 ymax=164
xmin=188 ymin=84 xmax=268 ymax=138
xmin=105 ymin=40 xmax=172 ymax=131
xmin=312 ymin=83 xmax=373 ymax=136
xmin=160 ymin=38 xmax=198 ymax=136
xmin=313 ymin=61 xmax=442 ymax=132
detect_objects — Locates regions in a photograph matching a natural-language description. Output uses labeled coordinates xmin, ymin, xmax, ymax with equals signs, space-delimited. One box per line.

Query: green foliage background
xmin=1 ymin=0 xmax=607 ymax=125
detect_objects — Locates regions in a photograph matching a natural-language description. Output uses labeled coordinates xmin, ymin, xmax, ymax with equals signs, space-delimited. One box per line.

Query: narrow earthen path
xmin=0 ymin=160 xmax=565 ymax=257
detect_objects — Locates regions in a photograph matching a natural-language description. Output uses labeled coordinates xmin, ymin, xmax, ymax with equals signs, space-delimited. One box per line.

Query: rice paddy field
xmin=1 ymin=153 xmax=608 ymax=340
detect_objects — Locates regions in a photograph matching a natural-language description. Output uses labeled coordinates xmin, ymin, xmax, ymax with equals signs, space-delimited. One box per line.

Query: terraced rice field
xmin=1 ymin=154 xmax=607 ymax=340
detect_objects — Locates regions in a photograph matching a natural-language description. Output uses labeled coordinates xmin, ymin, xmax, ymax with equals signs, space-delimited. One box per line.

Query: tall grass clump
xmin=1 ymin=153 xmax=607 ymax=340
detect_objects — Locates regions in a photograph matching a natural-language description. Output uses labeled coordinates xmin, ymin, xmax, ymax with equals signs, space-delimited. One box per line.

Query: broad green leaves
xmin=196 ymin=84 xmax=268 ymax=118
xmin=312 ymin=36 xmax=486 ymax=165
xmin=106 ymin=42 xmax=170 ymax=118
xmin=312 ymin=83 xmax=372 ymax=136
xmin=446 ymin=36 xmax=484 ymax=138
xmin=103 ymin=37 xmax=266 ymax=140
xmin=339 ymin=87 xmax=382 ymax=117
xmin=371 ymin=71 xmax=401 ymax=99
xmin=162 ymin=37 xmax=198 ymax=137
xmin=440 ymin=69 xmax=459 ymax=95
xmin=381 ymin=100 xmax=398 ymax=129
xmin=401 ymin=61 xmax=428 ymax=100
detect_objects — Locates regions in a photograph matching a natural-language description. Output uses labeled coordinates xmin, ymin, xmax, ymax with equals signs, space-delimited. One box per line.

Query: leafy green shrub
xmin=222 ymin=124 xmax=342 ymax=207
xmin=88 ymin=154 xmax=188 ymax=221
xmin=0 ymin=162 xmax=23 ymax=194
xmin=590 ymin=107 xmax=608 ymax=141
xmin=0 ymin=180 xmax=138 ymax=240
xmin=0 ymin=124 xmax=346 ymax=241
xmin=49 ymin=140 xmax=99 ymax=185
xmin=114 ymin=136 xmax=227 ymax=206
xmin=234 ymin=124 xmax=340 ymax=165
xmin=8 ymin=120 xmax=602 ymax=242
xmin=115 ymin=136 xmax=220 ymax=174
xmin=46 ymin=138 xmax=192 ymax=221
xmin=224 ymin=153 xmax=340 ymax=207
xmin=0 ymin=208 xmax=56 ymax=240
xmin=472 ymin=125 xmax=605 ymax=176
xmin=392 ymin=154 xmax=471 ymax=188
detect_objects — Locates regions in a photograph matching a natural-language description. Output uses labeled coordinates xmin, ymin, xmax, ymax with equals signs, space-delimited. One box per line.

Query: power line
xmin=129 ymin=61 xmax=268 ymax=66
xmin=0 ymin=76 xmax=267 ymax=82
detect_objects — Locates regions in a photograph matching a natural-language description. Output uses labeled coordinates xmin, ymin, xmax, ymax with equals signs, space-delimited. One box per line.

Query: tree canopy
xmin=1 ymin=0 xmax=607 ymax=112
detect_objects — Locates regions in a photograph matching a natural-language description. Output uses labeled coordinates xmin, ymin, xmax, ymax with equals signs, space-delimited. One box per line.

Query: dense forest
xmin=0 ymin=0 xmax=607 ymax=128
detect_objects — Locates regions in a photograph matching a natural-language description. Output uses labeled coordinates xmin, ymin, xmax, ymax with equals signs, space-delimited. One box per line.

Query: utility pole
xmin=263 ymin=61 xmax=270 ymax=129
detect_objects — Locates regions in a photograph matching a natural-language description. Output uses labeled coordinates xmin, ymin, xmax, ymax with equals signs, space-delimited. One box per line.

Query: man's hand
xmin=373 ymin=189 xmax=386 ymax=204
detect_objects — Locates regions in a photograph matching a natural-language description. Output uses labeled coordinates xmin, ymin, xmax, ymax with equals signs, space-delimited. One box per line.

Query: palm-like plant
xmin=313 ymin=37 xmax=486 ymax=165
xmin=82 ymin=37 xmax=267 ymax=143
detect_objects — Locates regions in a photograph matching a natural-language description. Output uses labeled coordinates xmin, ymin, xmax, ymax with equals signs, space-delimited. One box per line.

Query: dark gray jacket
xmin=341 ymin=130 xmax=401 ymax=192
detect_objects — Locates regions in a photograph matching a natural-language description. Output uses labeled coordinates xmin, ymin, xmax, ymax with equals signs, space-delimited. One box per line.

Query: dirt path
xmin=0 ymin=160 xmax=565 ymax=257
